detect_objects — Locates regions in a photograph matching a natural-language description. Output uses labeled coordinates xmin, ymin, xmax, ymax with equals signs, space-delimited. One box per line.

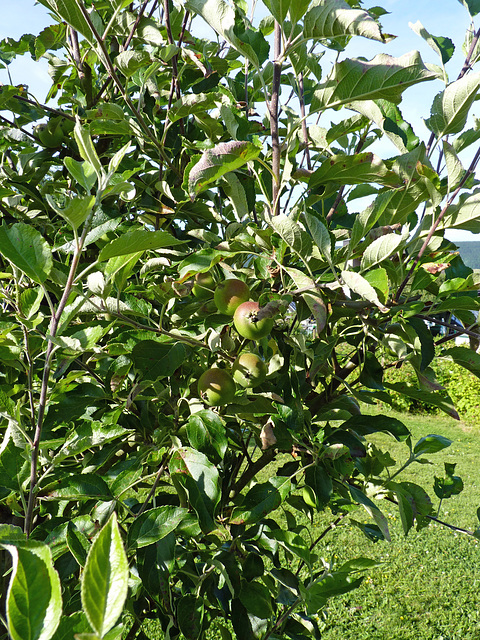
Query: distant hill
xmin=455 ymin=241 xmax=480 ymax=270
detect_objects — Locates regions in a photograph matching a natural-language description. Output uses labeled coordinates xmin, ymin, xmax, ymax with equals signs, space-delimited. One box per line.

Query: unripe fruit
xmin=214 ymin=279 xmax=250 ymax=315
xmin=233 ymin=301 xmax=274 ymax=341
xmin=34 ymin=119 xmax=64 ymax=148
xmin=197 ymin=368 xmax=236 ymax=406
xmin=192 ymin=271 xmax=215 ymax=300
xmin=232 ymin=352 xmax=267 ymax=388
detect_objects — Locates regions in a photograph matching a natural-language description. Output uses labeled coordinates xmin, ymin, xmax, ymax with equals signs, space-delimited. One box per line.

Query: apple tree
xmin=0 ymin=0 xmax=480 ymax=638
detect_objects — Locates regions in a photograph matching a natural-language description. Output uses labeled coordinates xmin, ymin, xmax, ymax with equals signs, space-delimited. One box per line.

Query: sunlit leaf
xmin=81 ymin=513 xmax=128 ymax=638
xmin=312 ymin=51 xmax=436 ymax=111
xmin=426 ymin=73 xmax=480 ymax=139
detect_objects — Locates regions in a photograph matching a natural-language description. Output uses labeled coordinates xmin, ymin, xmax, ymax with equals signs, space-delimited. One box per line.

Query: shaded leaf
xmin=230 ymin=477 xmax=291 ymax=525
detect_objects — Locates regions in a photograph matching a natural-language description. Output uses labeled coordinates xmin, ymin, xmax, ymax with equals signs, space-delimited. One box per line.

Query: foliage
xmin=1 ymin=0 xmax=480 ymax=639
xmin=383 ymin=351 xmax=480 ymax=424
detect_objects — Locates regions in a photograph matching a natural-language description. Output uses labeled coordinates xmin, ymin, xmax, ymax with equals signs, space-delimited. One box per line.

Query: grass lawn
xmin=317 ymin=409 xmax=480 ymax=640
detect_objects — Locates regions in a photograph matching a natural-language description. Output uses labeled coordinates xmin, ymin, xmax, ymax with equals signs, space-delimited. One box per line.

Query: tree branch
xmin=270 ymin=21 xmax=282 ymax=216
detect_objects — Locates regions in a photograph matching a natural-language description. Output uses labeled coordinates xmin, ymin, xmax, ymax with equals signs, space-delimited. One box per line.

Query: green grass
xmin=317 ymin=410 xmax=480 ymax=640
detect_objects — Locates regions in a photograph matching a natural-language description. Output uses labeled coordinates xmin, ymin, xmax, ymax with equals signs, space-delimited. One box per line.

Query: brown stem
xmin=24 ymin=211 xmax=96 ymax=536
xmin=12 ymin=94 xmax=75 ymax=122
xmin=230 ymin=448 xmax=276 ymax=498
xmin=270 ymin=21 xmax=282 ymax=216
xmin=0 ymin=114 xmax=37 ymax=142
xmin=415 ymin=313 xmax=480 ymax=341
xmin=75 ymin=2 xmax=173 ymax=168
xmin=94 ymin=0 xmax=152 ymax=104
xmin=298 ymin=73 xmax=311 ymax=171
xmin=135 ymin=452 xmax=171 ymax=518
xmin=326 ymin=134 xmax=366 ymax=222
xmin=69 ymin=28 xmax=93 ymax=108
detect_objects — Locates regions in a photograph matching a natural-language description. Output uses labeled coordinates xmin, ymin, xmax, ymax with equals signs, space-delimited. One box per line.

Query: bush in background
xmin=383 ymin=356 xmax=480 ymax=426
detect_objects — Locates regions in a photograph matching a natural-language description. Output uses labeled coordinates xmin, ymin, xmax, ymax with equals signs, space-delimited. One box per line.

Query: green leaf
xmin=50 ymin=612 xmax=92 ymax=640
xmin=443 ymin=140 xmax=465 ymax=191
xmin=304 ymin=212 xmax=332 ymax=261
xmin=439 ymin=189 xmax=480 ymax=233
xmin=177 ymin=595 xmax=205 ymax=640
xmin=342 ymin=414 xmax=410 ymax=441
xmin=42 ymin=474 xmax=111 ymax=500
xmin=169 ymin=447 xmax=220 ymax=533
xmin=184 ymin=0 xmax=268 ymax=67
xmin=409 ymin=20 xmax=455 ymax=65
xmin=73 ymin=122 xmax=104 ymax=183
xmin=186 ymin=141 xmax=261 ymax=199
xmin=131 ymin=341 xmax=186 ymax=381
xmin=304 ymin=1 xmax=387 ymax=43
xmin=263 ymin=0 xmax=291 ymax=23
xmin=126 ymin=506 xmax=187 ymax=550
xmin=457 ymin=0 xmax=480 ymax=16
xmin=443 ymin=345 xmax=480 ymax=378
xmin=37 ymin=0 xmax=95 ymax=42
xmin=349 ymin=485 xmax=390 ymax=541
xmin=434 ymin=463 xmax=464 ymax=500
xmin=186 ymin=410 xmax=228 ymax=463
xmin=288 ymin=0 xmax=311 ymax=24
xmin=268 ymin=530 xmax=312 ymax=564
xmin=98 ymin=229 xmax=184 ymax=262
xmin=361 ymin=233 xmax=403 ymax=271
xmin=0 ymin=437 xmax=29 ymax=491
xmin=351 ymin=99 xmax=420 ymax=153
xmin=2 ymin=541 xmax=62 ymax=640
xmin=66 ymin=522 xmax=90 ymax=568
xmin=230 ymin=477 xmax=292 ymax=525
xmin=341 ymin=270 xmax=389 ymax=313
xmin=312 ymin=51 xmax=436 ymax=111
xmin=81 ymin=513 xmax=128 ymax=639
xmin=47 ymin=195 xmax=95 ymax=231
xmin=425 ymin=73 xmax=480 ymax=138
xmin=305 ymin=463 xmax=333 ymax=509
xmin=115 ymin=50 xmax=151 ymax=77
xmin=0 ymin=223 xmax=52 ymax=283
xmin=239 ymin=581 xmax=272 ymax=620
xmin=309 ymin=153 xmax=400 ymax=190
xmin=302 ymin=572 xmax=364 ymax=614
xmin=384 ymin=381 xmax=460 ymax=420
xmin=407 ymin=316 xmax=435 ymax=371
xmin=269 ymin=214 xmax=313 ymax=257
xmin=414 ymin=434 xmax=452 ymax=456
xmin=137 ymin=534 xmax=175 ymax=601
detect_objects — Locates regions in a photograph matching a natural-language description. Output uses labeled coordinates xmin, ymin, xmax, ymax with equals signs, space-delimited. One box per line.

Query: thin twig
xmin=426 ymin=25 xmax=480 ymax=154
xmin=395 ymin=144 xmax=480 ymax=301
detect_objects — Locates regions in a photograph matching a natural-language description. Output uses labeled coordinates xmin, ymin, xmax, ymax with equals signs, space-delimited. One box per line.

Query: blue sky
xmin=1 ymin=0 xmax=478 ymax=240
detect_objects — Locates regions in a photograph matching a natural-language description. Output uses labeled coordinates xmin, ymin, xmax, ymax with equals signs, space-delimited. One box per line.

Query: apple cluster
xmin=192 ymin=274 xmax=273 ymax=406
